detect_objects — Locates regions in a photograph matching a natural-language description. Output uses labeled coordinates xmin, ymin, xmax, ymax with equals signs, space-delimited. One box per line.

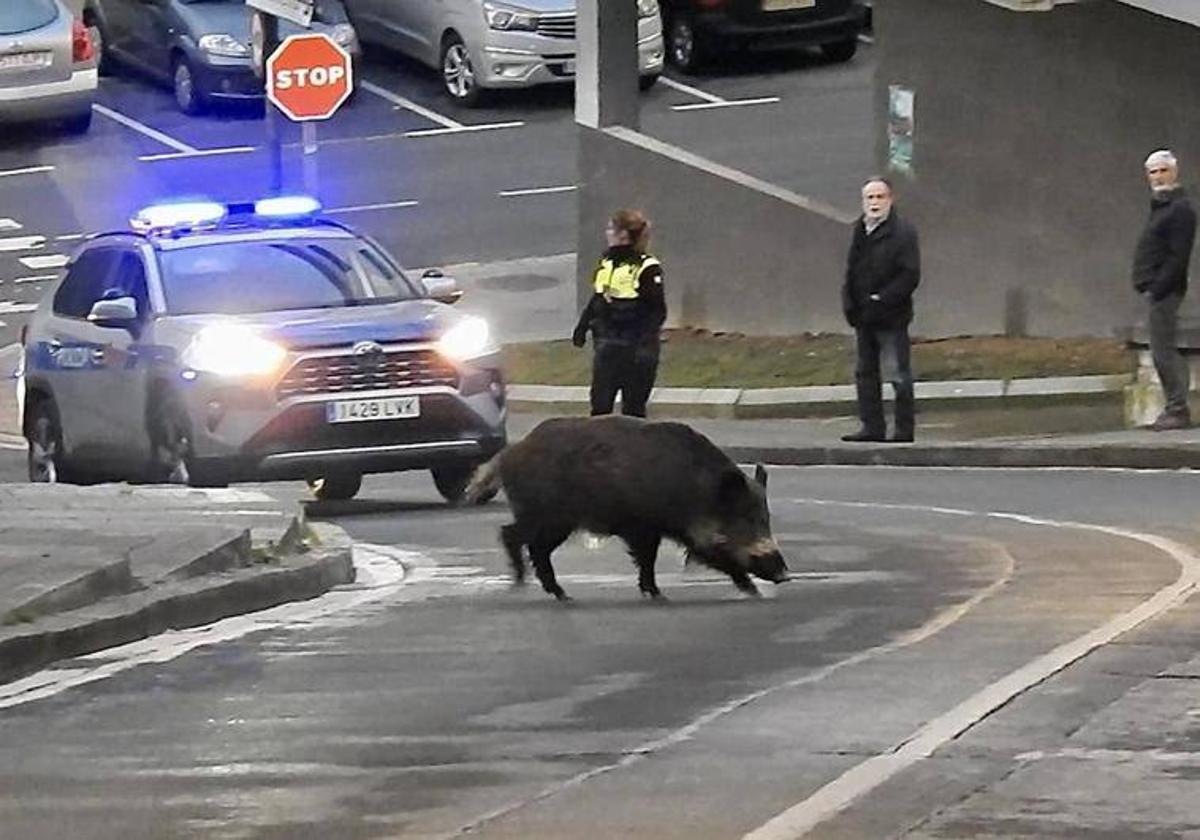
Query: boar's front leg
xmin=624 ymin=529 xmax=665 ymax=600
xmin=529 ymin=526 xmax=573 ymax=601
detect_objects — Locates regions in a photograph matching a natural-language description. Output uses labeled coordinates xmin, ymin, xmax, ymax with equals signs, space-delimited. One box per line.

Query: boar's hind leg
xmin=529 ymin=528 xmax=573 ymax=601
xmin=624 ymin=530 xmax=665 ymax=600
xmin=500 ymin=523 xmax=528 ymax=587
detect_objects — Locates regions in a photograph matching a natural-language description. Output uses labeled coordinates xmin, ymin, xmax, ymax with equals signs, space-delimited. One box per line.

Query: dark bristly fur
xmin=467 ymin=416 xmax=789 ymax=601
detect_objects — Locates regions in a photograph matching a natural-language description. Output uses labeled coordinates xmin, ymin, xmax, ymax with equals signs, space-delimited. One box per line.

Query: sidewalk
xmin=0 ymin=484 xmax=355 ymax=685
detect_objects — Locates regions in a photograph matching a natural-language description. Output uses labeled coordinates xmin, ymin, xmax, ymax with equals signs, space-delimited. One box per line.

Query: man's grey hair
xmin=862 ymin=175 xmax=894 ymax=193
xmin=1145 ymin=149 xmax=1178 ymax=170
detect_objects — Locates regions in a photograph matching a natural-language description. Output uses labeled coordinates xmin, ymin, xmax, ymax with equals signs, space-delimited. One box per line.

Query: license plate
xmin=326 ymin=396 xmax=420 ymax=423
xmin=0 ymin=52 xmax=52 ymax=72
xmin=762 ymin=0 xmax=815 ymax=10
xmin=563 ymin=59 xmax=576 ymax=75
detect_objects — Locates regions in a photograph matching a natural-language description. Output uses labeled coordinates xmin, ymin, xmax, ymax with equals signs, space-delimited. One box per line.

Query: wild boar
xmin=465 ymin=415 xmax=789 ymax=601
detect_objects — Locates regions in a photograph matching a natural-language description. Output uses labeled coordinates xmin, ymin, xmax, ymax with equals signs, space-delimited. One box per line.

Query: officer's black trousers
xmin=590 ymin=341 xmax=660 ymax=418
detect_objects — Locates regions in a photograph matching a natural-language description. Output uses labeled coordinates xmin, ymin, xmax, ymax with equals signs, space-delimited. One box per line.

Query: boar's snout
xmin=749 ymin=546 xmax=789 ymax=584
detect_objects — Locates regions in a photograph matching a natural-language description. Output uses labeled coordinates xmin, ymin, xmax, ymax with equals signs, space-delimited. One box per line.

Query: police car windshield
xmin=160 ymin=238 xmax=419 ymax=315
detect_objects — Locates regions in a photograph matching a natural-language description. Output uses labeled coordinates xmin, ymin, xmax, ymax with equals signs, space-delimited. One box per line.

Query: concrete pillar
xmin=575 ymin=0 xmax=640 ymax=131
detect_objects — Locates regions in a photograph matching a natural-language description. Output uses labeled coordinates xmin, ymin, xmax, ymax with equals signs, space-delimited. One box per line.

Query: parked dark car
xmin=82 ymin=0 xmax=359 ymax=114
xmin=660 ymin=0 xmax=869 ymax=73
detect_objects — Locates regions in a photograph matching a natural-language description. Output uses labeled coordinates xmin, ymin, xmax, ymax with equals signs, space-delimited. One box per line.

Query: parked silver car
xmin=0 ymin=0 xmax=98 ymax=133
xmin=345 ymin=0 xmax=665 ymax=106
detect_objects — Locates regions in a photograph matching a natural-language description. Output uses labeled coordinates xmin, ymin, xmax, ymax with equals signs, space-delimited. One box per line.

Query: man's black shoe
xmin=888 ymin=432 xmax=914 ymax=443
xmin=841 ymin=429 xmax=886 ymax=443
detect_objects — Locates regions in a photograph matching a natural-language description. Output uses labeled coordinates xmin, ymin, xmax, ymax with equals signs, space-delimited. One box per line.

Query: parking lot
xmin=0 ymin=39 xmax=874 ymax=347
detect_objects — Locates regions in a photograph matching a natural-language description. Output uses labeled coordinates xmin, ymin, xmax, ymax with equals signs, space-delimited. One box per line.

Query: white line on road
xmin=858 ymin=34 xmax=875 ymax=45
xmin=360 ymin=80 xmax=464 ymax=130
xmin=404 ymin=121 xmax=524 ymax=138
xmin=0 ymin=433 xmax=25 ymax=451
xmin=0 ymin=165 xmax=54 ymax=179
xmin=19 ymin=255 xmax=68 ymax=270
xmin=326 ymin=200 xmax=420 ymax=215
xmin=742 ymin=498 xmax=1200 ymax=840
xmin=56 ymin=234 xmax=85 ymax=242
xmin=671 ymin=97 xmax=781 ymax=112
xmin=138 ymin=146 xmax=257 ymax=162
xmin=0 ymin=218 xmax=22 ymax=231
xmin=498 ymin=185 xmax=577 ymax=198
xmin=0 ymin=236 xmax=45 ymax=253
xmin=660 ymin=75 xmax=725 ymax=103
xmin=14 ymin=275 xmax=58 ymax=285
xmin=0 ymin=302 xmax=39 ymax=314
xmin=92 ymin=104 xmax=197 ymax=154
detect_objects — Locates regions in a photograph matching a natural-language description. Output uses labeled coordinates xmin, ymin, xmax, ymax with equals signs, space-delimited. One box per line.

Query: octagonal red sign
xmin=266 ymin=33 xmax=353 ymax=121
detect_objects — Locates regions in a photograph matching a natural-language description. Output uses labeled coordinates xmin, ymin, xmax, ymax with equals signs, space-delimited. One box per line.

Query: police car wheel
xmin=27 ymin=400 xmax=65 ymax=484
xmin=432 ymin=462 xmax=493 ymax=505
xmin=307 ymin=473 xmax=362 ymax=502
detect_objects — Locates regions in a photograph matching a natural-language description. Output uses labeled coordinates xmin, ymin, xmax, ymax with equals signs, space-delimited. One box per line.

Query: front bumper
xmin=0 ymin=69 xmax=96 ymax=122
xmin=694 ymin=6 xmax=867 ymax=47
xmin=476 ymin=29 xmax=664 ymax=89
xmin=179 ymin=350 xmax=506 ymax=482
xmin=193 ymin=53 xmax=363 ymax=102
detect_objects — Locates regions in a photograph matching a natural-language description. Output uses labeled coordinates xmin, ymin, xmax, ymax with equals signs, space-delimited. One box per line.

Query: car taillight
xmin=72 ymin=19 xmax=94 ymax=63
xmin=697 ymin=0 xmax=728 ymax=7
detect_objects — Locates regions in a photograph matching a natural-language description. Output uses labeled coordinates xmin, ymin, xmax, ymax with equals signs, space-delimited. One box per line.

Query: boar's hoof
xmin=641 ymin=589 xmax=668 ymax=602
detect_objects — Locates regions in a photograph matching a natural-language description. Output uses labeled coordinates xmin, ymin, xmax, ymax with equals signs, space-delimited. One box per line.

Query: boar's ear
xmin=754 ymin=463 xmax=768 ymax=489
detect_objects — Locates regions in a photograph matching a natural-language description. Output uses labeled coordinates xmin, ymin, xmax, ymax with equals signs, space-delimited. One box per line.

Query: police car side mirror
xmin=422 ymin=270 xmax=463 ymax=305
xmin=88 ymin=296 xmax=139 ymax=328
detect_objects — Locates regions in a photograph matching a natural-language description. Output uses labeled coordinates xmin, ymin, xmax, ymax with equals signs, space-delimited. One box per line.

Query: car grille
xmin=537 ymin=14 xmax=575 ymax=39
xmin=276 ymin=349 xmax=459 ymax=399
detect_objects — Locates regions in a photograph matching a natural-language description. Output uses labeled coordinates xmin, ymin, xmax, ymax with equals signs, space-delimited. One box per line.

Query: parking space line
xmin=93 ymin=104 xmax=197 ymax=154
xmin=360 ymin=80 xmax=464 ymax=130
xmin=660 ymin=75 xmax=725 ymax=103
xmin=327 ymin=200 xmax=420 ymax=215
xmin=0 ymin=166 xmax=54 ymax=179
xmin=0 ymin=302 xmax=39 ymax=314
xmin=56 ymin=234 xmax=85 ymax=242
xmin=14 ymin=275 xmax=58 ymax=285
xmin=0 ymin=219 xmax=22 ymax=231
xmin=138 ymin=146 xmax=257 ymax=163
xmin=404 ymin=121 xmax=524 ymax=138
xmin=499 ymin=185 xmax=577 ymax=198
xmin=19 ymin=255 xmax=69 ymax=270
xmin=672 ymin=96 xmax=780 ymax=112
xmin=859 ymin=34 xmax=875 ymax=45
xmin=0 ymin=236 xmax=45 ymax=253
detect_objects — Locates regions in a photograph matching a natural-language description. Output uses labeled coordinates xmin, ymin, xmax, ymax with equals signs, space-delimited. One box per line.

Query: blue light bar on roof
xmin=131 ymin=201 xmax=227 ymax=232
xmin=255 ymin=196 xmax=322 ymax=218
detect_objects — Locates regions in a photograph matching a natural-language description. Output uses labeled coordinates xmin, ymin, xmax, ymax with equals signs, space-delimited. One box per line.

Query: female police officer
xmin=572 ymin=209 xmax=666 ymax=417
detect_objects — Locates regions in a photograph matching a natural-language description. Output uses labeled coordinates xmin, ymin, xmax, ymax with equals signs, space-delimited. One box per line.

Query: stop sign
xmin=266 ymin=33 xmax=353 ymax=121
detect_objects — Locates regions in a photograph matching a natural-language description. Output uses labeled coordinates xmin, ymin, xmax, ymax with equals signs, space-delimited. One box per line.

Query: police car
xmin=18 ymin=197 xmax=507 ymax=502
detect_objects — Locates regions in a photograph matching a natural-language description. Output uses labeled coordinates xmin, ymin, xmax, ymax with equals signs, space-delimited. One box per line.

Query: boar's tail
xmin=464 ymin=454 xmax=504 ymax=505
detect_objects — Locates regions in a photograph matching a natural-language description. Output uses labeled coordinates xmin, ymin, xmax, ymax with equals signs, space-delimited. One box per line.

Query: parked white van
xmin=344 ymin=0 xmax=664 ymax=105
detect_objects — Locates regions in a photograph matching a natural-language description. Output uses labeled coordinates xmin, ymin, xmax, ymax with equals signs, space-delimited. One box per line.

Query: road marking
xmin=19 ymin=255 xmax=68 ymax=270
xmin=138 ymin=146 xmax=257 ymax=162
xmin=92 ymin=104 xmax=197 ymax=154
xmin=0 ymin=236 xmax=45 ymax=253
xmin=672 ymin=97 xmax=780 ymax=112
xmin=14 ymin=275 xmax=58 ymax=285
xmin=660 ymin=75 xmax=725 ymax=103
xmin=498 ymin=185 xmax=577 ymax=198
xmin=327 ymin=200 xmax=420 ymax=215
xmin=404 ymin=121 xmax=525 ymax=138
xmin=743 ymin=498 xmax=1200 ymax=840
xmin=56 ymin=234 xmax=85 ymax=242
xmin=0 ymin=544 xmax=418 ymax=710
xmin=0 ymin=218 xmax=22 ymax=231
xmin=0 ymin=301 xmax=38 ymax=314
xmin=0 ymin=165 xmax=54 ymax=179
xmin=858 ymin=34 xmax=875 ymax=45
xmin=0 ymin=433 xmax=25 ymax=451
xmin=360 ymin=80 xmax=464 ymax=130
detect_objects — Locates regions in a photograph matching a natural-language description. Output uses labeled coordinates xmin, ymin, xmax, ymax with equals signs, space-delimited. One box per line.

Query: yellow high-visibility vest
xmin=593 ymin=254 xmax=661 ymax=300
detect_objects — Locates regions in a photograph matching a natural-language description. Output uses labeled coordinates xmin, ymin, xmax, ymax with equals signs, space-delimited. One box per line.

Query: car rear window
xmin=159 ymin=238 xmax=420 ymax=316
xmin=0 ymin=0 xmax=58 ymax=36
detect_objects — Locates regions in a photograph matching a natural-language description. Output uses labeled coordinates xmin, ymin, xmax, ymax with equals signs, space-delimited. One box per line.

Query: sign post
xmin=251 ymin=10 xmax=284 ymax=194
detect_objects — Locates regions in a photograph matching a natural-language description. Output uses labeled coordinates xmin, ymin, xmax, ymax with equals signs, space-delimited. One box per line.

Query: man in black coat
xmin=1133 ymin=149 xmax=1195 ymax=431
xmin=841 ymin=177 xmax=921 ymax=443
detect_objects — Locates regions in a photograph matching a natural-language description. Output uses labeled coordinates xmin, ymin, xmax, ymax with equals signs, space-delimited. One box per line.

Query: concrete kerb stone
xmin=723 ymin=444 xmax=1200 ymax=470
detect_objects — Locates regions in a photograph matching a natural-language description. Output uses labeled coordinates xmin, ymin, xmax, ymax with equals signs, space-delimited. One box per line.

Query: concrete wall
xmin=576 ymin=126 xmax=856 ymax=335
xmin=878 ymin=0 xmax=1200 ymax=337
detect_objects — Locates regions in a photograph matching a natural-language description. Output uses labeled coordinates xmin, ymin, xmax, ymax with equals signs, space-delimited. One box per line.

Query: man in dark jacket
xmin=1133 ymin=149 xmax=1195 ymax=430
xmin=841 ymin=177 xmax=921 ymax=442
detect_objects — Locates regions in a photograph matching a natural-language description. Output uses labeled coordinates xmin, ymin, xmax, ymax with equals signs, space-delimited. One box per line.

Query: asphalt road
xmin=0 ymin=457 xmax=1196 ymax=838
xmin=0 ymin=42 xmax=875 ymax=347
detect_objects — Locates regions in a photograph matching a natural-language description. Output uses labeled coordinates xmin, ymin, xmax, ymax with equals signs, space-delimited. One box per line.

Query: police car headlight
xmin=184 ymin=325 xmax=286 ymax=377
xmin=437 ymin=317 xmax=492 ymax=361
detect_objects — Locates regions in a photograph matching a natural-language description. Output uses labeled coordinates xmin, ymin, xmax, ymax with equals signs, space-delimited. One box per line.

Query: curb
xmin=507 ymin=375 xmax=1134 ymax=419
xmin=723 ymin=444 xmax=1200 ymax=470
xmin=0 ymin=538 xmax=355 ymax=685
